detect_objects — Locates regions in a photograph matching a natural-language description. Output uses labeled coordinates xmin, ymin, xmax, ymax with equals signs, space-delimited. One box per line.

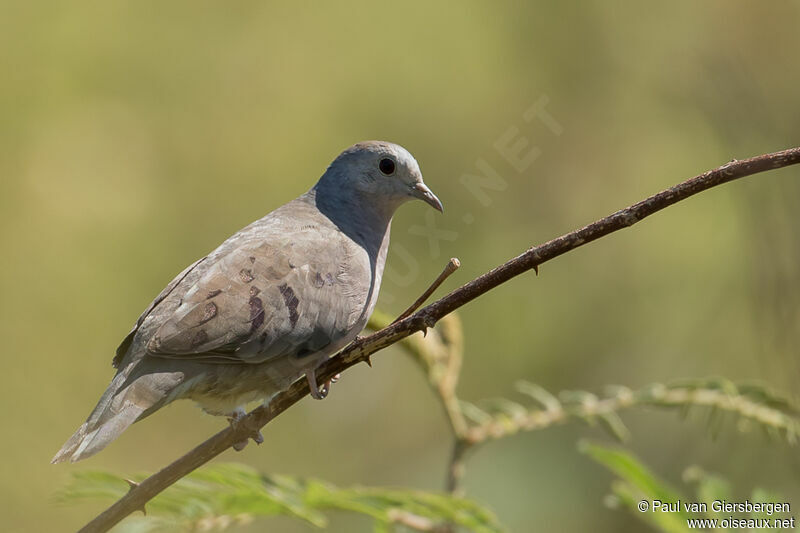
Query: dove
xmin=52 ymin=141 xmax=442 ymax=463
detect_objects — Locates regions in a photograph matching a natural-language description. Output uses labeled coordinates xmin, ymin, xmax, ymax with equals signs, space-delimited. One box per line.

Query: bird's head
xmin=320 ymin=141 xmax=443 ymax=214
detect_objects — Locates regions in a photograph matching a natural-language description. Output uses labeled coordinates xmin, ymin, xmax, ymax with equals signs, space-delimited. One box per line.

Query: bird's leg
xmin=306 ymin=363 xmax=342 ymax=400
xmin=306 ymin=368 xmax=328 ymax=400
xmin=226 ymin=407 xmax=264 ymax=451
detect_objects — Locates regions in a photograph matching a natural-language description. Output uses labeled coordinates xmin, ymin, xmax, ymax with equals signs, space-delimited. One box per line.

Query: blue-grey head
xmin=313 ymin=141 xmax=443 ymax=220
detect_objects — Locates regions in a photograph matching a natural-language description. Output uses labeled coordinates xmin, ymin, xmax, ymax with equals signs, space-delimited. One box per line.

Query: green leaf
xmin=481 ymin=398 xmax=528 ymax=420
xmin=682 ymin=466 xmax=731 ymax=518
xmin=750 ymin=487 xmax=789 ymax=521
xmin=58 ymin=463 xmax=505 ymax=533
xmin=596 ymin=412 xmax=631 ymax=443
xmin=515 ymin=381 xmax=562 ymax=413
xmin=608 ymin=480 xmax=690 ymax=533
xmin=460 ymin=401 xmax=493 ymax=424
xmin=580 ymin=441 xmax=690 ymax=533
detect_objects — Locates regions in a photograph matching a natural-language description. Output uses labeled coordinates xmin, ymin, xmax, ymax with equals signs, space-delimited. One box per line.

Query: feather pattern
xmin=52 ymin=141 xmax=441 ymax=463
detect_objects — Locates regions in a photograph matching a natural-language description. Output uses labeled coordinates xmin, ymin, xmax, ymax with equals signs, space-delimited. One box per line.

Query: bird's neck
xmin=302 ymin=184 xmax=394 ymax=262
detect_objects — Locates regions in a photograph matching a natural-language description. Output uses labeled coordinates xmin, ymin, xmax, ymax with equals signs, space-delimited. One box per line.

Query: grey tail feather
xmin=51 ymin=368 xmax=170 ymax=464
xmin=51 ymin=404 xmax=146 ymax=463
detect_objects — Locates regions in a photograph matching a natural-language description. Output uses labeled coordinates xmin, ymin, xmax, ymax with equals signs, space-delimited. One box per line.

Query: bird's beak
xmin=412 ymin=182 xmax=443 ymax=212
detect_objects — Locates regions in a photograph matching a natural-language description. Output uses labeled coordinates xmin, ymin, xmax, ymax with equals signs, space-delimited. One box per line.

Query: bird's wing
xmin=113 ymin=257 xmax=206 ymax=368
xmin=145 ymin=230 xmax=368 ymax=364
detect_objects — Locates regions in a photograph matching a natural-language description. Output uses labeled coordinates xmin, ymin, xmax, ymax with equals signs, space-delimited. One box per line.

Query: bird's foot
xmin=307 ymin=368 xmax=328 ymax=400
xmin=227 ymin=407 xmax=264 ymax=451
xmin=226 ymin=407 xmax=246 ymax=425
xmin=306 ymin=369 xmax=340 ymax=400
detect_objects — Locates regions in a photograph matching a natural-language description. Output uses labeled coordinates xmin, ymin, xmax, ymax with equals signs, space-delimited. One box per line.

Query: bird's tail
xmin=51 ymin=364 xmax=179 ymax=463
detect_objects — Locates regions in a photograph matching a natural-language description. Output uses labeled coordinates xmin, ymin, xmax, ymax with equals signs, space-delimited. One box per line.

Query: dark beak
xmin=412 ymin=182 xmax=443 ymax=212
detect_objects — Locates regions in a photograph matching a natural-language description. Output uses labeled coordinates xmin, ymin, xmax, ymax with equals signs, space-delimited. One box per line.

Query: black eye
xmin=379 ymin=158 xmax=395 ymax=175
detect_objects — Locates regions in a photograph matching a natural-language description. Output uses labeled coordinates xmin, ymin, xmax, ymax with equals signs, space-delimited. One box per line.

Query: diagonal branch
xmin=78 ymin=147 xmax=800 ymax=532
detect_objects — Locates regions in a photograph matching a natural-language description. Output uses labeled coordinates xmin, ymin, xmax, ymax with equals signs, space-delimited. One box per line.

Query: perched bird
xmin=52 ymin=141 xmax=442 ymax=463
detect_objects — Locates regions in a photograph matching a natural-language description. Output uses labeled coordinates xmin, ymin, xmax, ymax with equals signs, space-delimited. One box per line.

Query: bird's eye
xmin=379 ymin=158 xmax=395 ymax=176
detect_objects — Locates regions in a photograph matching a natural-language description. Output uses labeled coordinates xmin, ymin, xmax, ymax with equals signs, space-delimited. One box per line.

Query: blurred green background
xmin=2 ymin=1 xmax=799 ymax=531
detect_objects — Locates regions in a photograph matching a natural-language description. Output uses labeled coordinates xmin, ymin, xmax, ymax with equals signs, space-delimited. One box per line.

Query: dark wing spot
xmin=288 ymin=260 xmax=296 ymax=269
xmin=249 ymin=296 xmax=264 ymax=332
xmin=249 ymin=286 xmax=261 ymax=297
xmin=206 ymin=289 xmax=222 ymax=299
xmin=259 ymin=331 xmax=268 ymax=346
xmin=191 ymin=329 xmax=208 ymax=348
xmin=200 ymin=302 xmax=217 ymax=324
xmin=313 ymin=272 xmax=324 ymax=288
xmin=325 ymin=273 xmax=336 ymax=286
xmin=239 ymin=268 xmax=254 ymax=283
xmin=278 ymin=283 xmax=299 ymax=328
xmin=249 ymin=256 xmax=256 ymax=263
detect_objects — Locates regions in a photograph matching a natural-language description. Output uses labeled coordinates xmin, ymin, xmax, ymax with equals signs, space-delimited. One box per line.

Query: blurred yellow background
xmin=2 ymin=1 xmax=799 ymax=531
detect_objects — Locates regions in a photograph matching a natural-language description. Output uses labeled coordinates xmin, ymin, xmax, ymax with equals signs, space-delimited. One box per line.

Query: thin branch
xmin=78 ymin=147 xmax=800 ymax=532
xmin=392 ymin=257 xmax=461 ymax=324
xmin=370 ymin=310 xmax=470 ymax=498
xmin=445 ymin=440 xmax=470 ymax=496
xmin=461 ymin=380 xmax=800 ymax=444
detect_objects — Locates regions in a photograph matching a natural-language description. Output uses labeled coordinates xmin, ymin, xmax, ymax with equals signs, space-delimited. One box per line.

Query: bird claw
xmin=227 ymin=407 xmax=246 ymax=423
xmin=307 ymin=369 xmax=337 ymax=400
xmin=227 ymin=407 xmax=263 ymax=451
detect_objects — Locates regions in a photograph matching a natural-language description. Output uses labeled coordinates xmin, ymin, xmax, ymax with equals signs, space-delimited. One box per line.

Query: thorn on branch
xmin=123 ymin=480 xmax=147 ymax=514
